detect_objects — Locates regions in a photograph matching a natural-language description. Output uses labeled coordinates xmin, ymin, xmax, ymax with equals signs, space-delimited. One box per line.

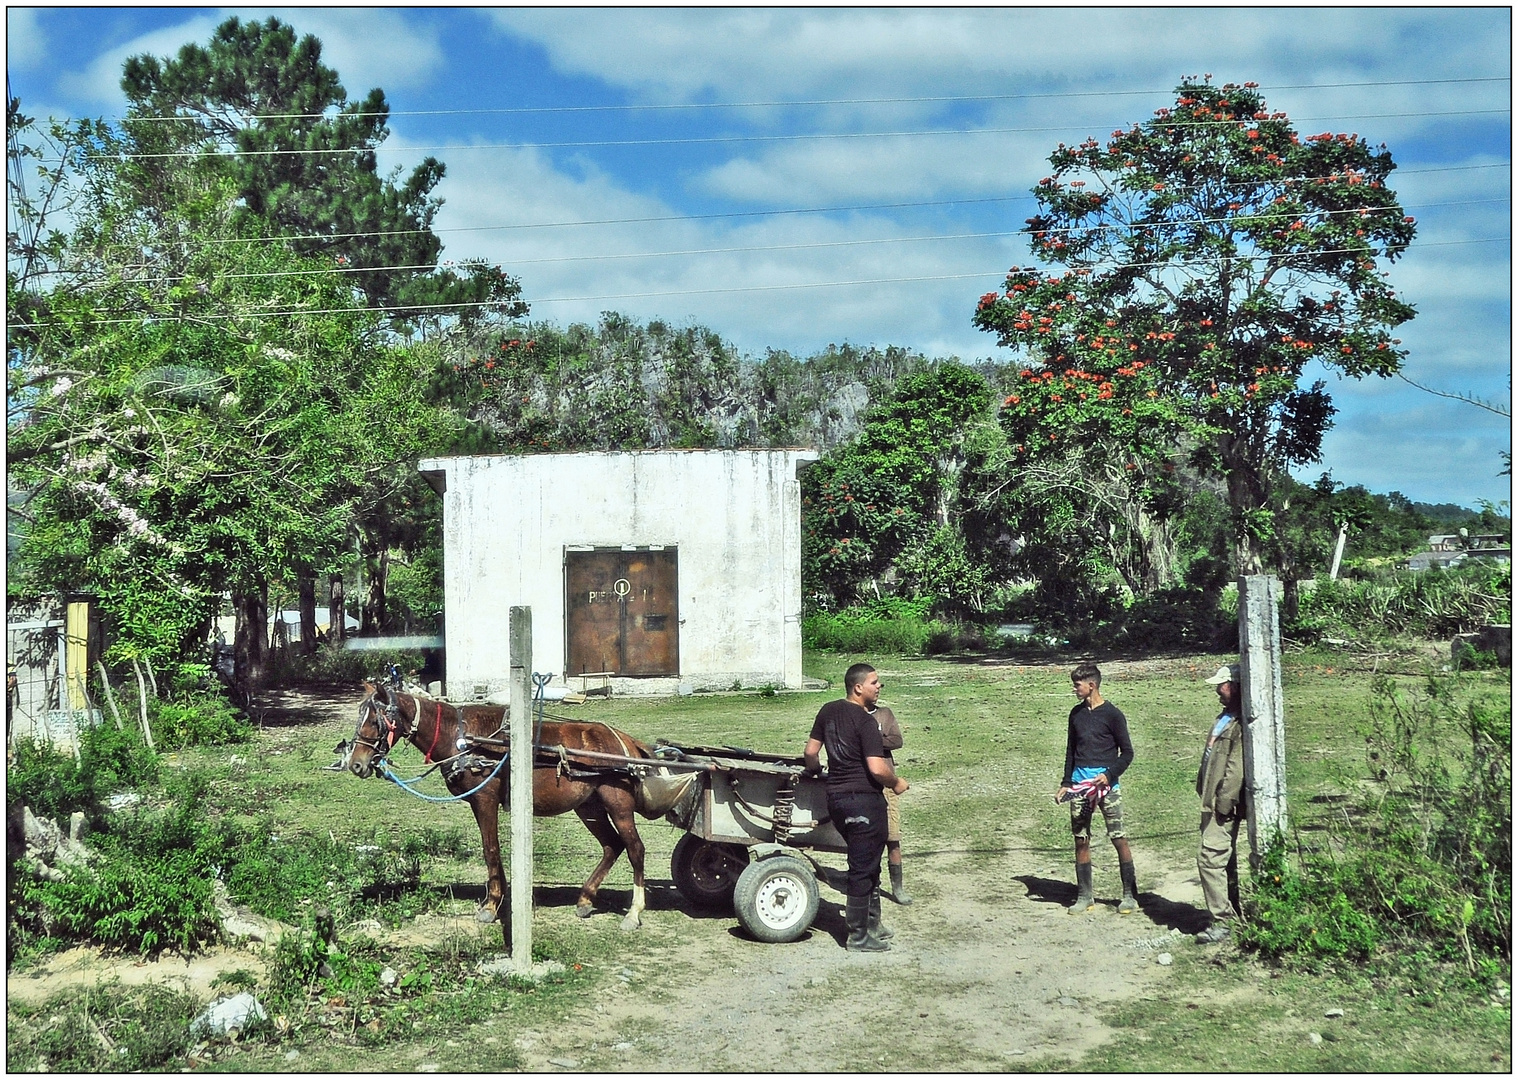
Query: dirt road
xmin=10 ymin=682 xmax=1222 ymax=1071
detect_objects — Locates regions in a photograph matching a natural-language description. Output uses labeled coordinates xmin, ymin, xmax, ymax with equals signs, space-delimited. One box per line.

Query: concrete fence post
xmin=1238 ymin=575 xmax=1287 ymax=855
xmin=508 ymin=606 xmax=534 ymax=971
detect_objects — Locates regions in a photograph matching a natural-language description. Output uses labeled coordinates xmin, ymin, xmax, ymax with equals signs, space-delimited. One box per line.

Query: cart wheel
xmin=733 ymin=857 xmax=819 ymax=944
xmin=670 ymin=834 xmax=749 ymax=910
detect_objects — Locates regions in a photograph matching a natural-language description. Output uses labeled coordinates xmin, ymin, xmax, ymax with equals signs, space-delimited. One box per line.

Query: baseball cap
xmin=1205 ymin=663 xmax=1240 ymax=685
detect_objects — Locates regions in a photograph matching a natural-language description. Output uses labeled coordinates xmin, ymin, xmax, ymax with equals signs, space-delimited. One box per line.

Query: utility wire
xmin=116 ymin=75 xmax=1513 ymax=123
xmin=7 ymin=235 xmax=1506 ymax=330
xmin=131 ymin=161 xmax=1518 ymax=250
xmin=57 ymin=196 xmax=1507 ymax=288
xmin=85 ymin=107 xmax=1510 ymax=161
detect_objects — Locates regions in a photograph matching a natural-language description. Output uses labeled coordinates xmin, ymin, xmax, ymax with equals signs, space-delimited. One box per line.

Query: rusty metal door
xmin=565 ymin=549 xmax=679 ymax=677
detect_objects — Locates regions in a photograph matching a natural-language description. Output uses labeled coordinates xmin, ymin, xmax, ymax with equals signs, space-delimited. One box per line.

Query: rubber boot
xmin=1068 ymin=861 xmax=1095 ymax=914
xmin=888 ymin=862 xmax=914 ymax=905
xmin=869 ymin=889 xmax=894 ymax=940
xmin=1118 ymin=860 xmax=1139 ymax=914
xmin=845 ymin=893 xmax=890 ymax=952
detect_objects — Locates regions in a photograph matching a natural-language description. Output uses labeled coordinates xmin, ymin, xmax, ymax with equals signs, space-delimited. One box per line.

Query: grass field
xmin=7 ymin=642 xmax=1510 ymax=1071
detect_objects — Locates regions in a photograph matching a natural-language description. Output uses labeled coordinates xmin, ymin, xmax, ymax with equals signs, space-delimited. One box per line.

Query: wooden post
xmin=508 ymin=606 xmax=533 ymax=971
xmin=1238 ymin=575 xmax=1287 ymax=857
xmin=64 ymin=600 xmax=91 ymax=711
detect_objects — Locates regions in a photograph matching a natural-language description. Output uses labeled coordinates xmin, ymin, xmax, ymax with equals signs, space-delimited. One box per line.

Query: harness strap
xmin=424 ymin=700 xmax=443 ymax=764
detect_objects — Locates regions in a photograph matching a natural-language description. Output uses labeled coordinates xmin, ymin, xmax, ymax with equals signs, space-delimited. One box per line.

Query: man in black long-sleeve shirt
xmin=1054 ymin=663 xmax=1139 ymax=915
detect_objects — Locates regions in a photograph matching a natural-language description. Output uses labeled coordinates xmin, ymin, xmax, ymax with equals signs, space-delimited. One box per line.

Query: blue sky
xmin=7 ymin=7 xmax=1512 ymax=510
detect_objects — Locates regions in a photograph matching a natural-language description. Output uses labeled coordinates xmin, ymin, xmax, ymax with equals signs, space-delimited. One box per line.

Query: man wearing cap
xmin=1195 ymin=663 xmax=1248 ymax=944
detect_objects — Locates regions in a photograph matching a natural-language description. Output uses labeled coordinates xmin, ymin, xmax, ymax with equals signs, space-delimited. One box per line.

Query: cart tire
xmin=733 ymin=857 xmax=820 ymax=944
xmin=670 ymin=834 xmax=749 ymax=910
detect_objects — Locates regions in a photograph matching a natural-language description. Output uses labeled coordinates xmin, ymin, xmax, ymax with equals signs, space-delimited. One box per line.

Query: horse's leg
xmin=466 ymin=784 xmax=509 ymax=940
xmin=571 ymin=801 xmax=627 ymax=921
xmin=600 ymin=785 xmax=648 ymax=931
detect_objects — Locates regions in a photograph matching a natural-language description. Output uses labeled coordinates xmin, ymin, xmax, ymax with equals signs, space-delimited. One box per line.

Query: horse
xmin=339 ymin=681 xmax=694 ymax=935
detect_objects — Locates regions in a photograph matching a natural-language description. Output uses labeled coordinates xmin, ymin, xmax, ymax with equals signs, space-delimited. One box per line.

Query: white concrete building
xmin=419 ymin=449 xmax=817 ymax=699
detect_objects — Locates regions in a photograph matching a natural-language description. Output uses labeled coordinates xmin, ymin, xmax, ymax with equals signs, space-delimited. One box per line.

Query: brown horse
xmin=341 ymin=682 xmax=691 ymax=935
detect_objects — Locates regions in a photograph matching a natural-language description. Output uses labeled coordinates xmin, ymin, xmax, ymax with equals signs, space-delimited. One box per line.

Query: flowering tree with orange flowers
xmin=973 ymin=75 xmax=1417 ymax=571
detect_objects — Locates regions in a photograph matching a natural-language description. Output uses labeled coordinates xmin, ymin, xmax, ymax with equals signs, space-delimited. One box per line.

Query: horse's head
xmin=341 ymin=681 xmax=410 ymax=779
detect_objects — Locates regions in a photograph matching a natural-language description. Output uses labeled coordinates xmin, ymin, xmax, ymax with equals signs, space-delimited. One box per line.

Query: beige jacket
xmin=872 ymin=705 xmax=902 ymax=765
xmin=1196 ymin=715 xmax=1246 ymax=818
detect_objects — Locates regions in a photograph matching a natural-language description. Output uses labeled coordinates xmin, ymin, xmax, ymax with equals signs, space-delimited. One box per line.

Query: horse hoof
xmin=574 ymin=903 xmax=594 ymax=920
xmin=476 ymin=905 xmax=498 ymax=924
xmin=620 ymin=913 xmax=642 ymax=931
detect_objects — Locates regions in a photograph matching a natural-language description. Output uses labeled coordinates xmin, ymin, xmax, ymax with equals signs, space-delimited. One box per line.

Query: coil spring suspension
xmin=773 ymin=776 xmax=796 ymax=845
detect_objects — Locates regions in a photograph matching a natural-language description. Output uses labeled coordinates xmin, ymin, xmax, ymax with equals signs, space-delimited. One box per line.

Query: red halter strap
xmin=424 ymin=700 xmax=443 ymax=764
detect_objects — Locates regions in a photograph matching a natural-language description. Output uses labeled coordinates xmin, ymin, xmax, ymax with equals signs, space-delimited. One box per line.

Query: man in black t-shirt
xmin=1055 ymin=662 xmax=1139 ymax=916
xmin=804 ymin=662 xmax=910 ymax=952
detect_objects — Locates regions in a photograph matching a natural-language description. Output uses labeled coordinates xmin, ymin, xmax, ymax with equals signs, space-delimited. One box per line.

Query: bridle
xmin=346 ymin=692 xmax=411 ymax=771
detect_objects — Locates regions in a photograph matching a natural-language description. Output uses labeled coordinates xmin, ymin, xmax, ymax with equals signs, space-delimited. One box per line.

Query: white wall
xmin=419 ymin=449 xmax=817 ymax=699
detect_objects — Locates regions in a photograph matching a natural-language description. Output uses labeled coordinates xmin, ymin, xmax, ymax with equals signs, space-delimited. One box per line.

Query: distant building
xmin=419 ymin=449 xmax=817 ymax=699
xmin=1409 ymin=531 xmax=1512 ymax=570
xmin=1408 ymin=549 xmax=1467 ymax=571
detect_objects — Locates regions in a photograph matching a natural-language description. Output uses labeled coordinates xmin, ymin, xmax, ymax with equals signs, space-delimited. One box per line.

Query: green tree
xmin=801 ymin=362 xmax=991 ymax=608
xmin=973 ymin=75 xmax=1417 ymax=573
xmin=118 ymin=15 xmax=527 ymax=326
xmin=7 ymin=117 xmax=446 ymax=689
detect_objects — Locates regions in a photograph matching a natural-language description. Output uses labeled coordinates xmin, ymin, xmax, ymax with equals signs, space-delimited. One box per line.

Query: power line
xmin=84 ymin=108 xmax=1510 ymax=161
xmin=116 ymin=75 xmax=1513 ymax=123
xmin=8 ymin=235 xmax=1506 ymax=330
xmin=59 ymin=196 xmax=1508 ymax=288
xmin=146 ymin=160 xmax=1518 ymax=250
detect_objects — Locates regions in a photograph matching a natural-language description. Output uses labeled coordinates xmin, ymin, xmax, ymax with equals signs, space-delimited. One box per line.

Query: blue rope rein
xmin=378 ymin=673 xmax=554 ymax=805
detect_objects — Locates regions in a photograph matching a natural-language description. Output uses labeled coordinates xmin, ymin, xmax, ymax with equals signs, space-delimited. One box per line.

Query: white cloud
xmin=53 ymin=9 xmax=443 ymax=115
xmin=56 ymin=14 xmax=223 ymax=111
xmin=5 ymin=8 xmax=48 ymax=71
xmin=264 ymin=9 xmax=444 ymax=95
xmin=490 ymin=8 xmax=1508 ymax=108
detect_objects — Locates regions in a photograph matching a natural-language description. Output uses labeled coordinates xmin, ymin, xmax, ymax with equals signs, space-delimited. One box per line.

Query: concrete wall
xmin=419 ymin=449 xmax=817 ymax=699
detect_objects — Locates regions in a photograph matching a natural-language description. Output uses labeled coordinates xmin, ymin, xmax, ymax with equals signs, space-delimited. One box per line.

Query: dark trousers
xmin=828 ymin=789 xmax=889 ymax=898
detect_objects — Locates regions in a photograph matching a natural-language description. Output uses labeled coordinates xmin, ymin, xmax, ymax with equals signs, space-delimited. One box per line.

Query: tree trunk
xmin=1221 ymin=435 xmax=1269 ymax=576
xmin=329 ymin=575 xmax=346 ymax=643
xmin=232 ymin=583 xmax=269 ymax=699
xmin=298 ymin=570 xmax=318 ymax=655
xmin=363 ymin=549 xmax=390 ymax=634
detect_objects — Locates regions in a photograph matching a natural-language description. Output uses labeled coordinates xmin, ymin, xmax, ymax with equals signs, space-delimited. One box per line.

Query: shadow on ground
xmin=1013 ymin=873 xmax=1210 ymax=935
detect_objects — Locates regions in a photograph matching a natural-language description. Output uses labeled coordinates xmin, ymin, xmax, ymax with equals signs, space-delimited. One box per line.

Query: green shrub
xmin=273 ymin=640 xmax=427 ymax=686
xmin=149 ymin=689 xmax=251 ymax=749
xmin=1098 ymin=584 xmax=1236 ymax=651
xmin=1243 ymin=842 xmax=1380 ymax=963
xmin=1287 ymin=562 xmax=1511 ymax=642
xmin=6 ymin=722 xmax=159 ymax=823
xmin=1239 ymin=671 xmax=1511 ymax=975
xmin=802 ymin=606 xmax=952 ymax=654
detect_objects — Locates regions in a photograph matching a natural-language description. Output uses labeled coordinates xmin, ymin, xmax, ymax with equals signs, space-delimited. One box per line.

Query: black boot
xmin=1118 ymin=860 xmax=1139 ymax=914
xmin=1069 ymin=861 xmax=1095 ymax=914
xmin=888 ymin=862 xmax=914 ymax=905
xmin=845 ymin=893 xmax=890 ymax=952
xmin=869 ymin=889 xmax=894 ymax=940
